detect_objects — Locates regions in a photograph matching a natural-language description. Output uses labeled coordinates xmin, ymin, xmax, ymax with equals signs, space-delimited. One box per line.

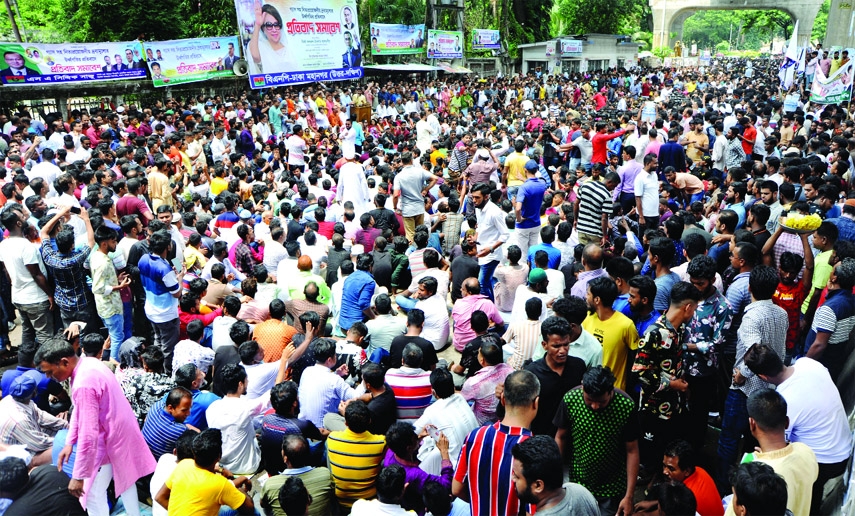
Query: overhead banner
xmin=0 ymin=41 xmax=146 ymax=85
xmin=561 ymin=39 xmax=583 ymax=56
xmin=143 ymin=37 xmax=239 ymax=87
xmin=427 ymin=29 xmax=463 ymax=59
xmin=545 ymin=41 xmax=556 ymax=57
xmin=233 ymin=0 xmax=363 ymax=89
xmin=810 ymin=60 xmax=853 ymax=104
xmin=472 ymin=29 xmax=500 ymax=50
xmin=369 ymin=23 xmax=425 ymax=55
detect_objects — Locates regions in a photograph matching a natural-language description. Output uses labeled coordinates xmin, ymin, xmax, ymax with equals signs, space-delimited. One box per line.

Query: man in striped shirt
xmin=452 ymin=370 xmax=539 ymax=516
xmin=574 ymin=171 xmax=619 ymax=246
xmin=142 ymin=387 xmax=194 ymax=460
xmin=326 ymin=400 xmax=386 ymax=508
xmin=386 ymin=343 xmax=433 ymax=423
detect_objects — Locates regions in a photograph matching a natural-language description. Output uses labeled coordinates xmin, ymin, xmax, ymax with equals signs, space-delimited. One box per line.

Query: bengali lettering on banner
xmin=472 ymin=29 xmax=500 ymax=50
xmin=234 ymin=0 xmax=362 ymax=89
xmin=0 ymin=41 xmax=146 ymax=86
xmin=369 ymin=23 xmax=425 ymax=55
xmin=561 ymin=39 xmax=583 ymax=56
xmin=427 ymin=29 xmax=463 ymax=59
xmin=143 ymin=37 xmax=239 ymax=87
xmin=810 ymin=60 xmax=853 ymax=104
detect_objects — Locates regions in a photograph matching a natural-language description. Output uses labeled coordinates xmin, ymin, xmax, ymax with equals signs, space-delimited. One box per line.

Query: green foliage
xmin=633 ymin=31 xmax=652 ymax=51
xmin=716 ymin=41 xmax=730 ymax=53
xmin=652 ymin=46 xmax=672 ymax=58
xmin=552 ymin=0 xmax=644 ymax=36
xmin=812 ymin=0 xmax=830 ymax=44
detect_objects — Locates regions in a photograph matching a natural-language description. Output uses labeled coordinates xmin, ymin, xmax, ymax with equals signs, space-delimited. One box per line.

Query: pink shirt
xmin=451 ymin=294 xmax=504 ymax=351
xmin=67 ymin=357 xmax=156 ymax=508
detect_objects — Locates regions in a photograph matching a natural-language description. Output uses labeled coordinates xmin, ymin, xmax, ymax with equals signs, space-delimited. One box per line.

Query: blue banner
xmin=472 ymin=29 xmax=500 ymax=50
xmin=0 ymin=41 xmax=146 ymax=86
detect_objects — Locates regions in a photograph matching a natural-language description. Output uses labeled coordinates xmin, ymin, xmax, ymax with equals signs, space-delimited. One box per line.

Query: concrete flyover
xmin=649 ymin=0 xmax=824 ymax=49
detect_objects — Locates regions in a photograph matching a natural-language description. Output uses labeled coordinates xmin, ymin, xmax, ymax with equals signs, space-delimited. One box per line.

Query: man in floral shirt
xmin=632 ymin=281 xmax=702 ymax=471
xmin=684 ymin=255 xmax=732 ymax=450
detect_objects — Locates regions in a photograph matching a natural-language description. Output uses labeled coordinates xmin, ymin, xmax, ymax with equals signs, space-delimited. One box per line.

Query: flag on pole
xmin=779 ymin=20 xmax=800 ymax=89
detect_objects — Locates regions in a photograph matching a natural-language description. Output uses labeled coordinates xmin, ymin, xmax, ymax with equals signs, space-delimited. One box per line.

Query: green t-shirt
xmin=261 ymin=467 xmax=334 ymax=516
xmin=802 ymin=249 xmax=832 ymax=313
xmin=553 ymin=387 xmax=640 ymax=498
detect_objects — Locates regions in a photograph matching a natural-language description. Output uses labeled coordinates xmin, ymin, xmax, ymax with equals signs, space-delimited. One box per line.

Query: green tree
xmin=812 ymin=0 xmax=830 ymax=44
xmin=552 ymin=0 xmax=642 ymax=36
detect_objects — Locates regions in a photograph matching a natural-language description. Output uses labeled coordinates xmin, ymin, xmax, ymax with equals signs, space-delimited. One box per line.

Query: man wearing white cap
xmin=338 ymin=149 xmax=372 ymax=217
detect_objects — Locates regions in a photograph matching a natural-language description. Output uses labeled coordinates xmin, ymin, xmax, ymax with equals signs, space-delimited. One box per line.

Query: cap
xmin=528 ymin=268 xmax=547 ymax=284
xmin=8 ymin=372 xmax=37 ymax=398
xmin=344 ymin=149 xmax=356 ymax=160
xmin=239 ymin=209 xmax=252 ymax=219
xmin=524 ymin=159 xmax=539 ymax=172
xmin=845 ymin=198 xmax=855 ymax=208
xmin=475 ymin=149 xmax=491 ymax=160
xmin=171 ymin=212 xmax=180 ymax=223
xmin=116 ymin=106 xmax=125 ymax=113
xmin=165 ymin=109 xmax=174 ymax=115
xmin=212 ymin=203 xmax=225 ymax=213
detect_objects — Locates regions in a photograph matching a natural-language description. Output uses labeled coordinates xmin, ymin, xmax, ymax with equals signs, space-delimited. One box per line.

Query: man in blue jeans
xmin=514 ymin=159 xmax=547 ymax=259
xmin=470 ymin=183 xmax=509 ymax=302
xmin=90 ymin=226 xmax=131 ymax=363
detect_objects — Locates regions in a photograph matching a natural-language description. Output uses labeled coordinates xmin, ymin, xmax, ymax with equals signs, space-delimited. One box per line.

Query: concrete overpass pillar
xmin=652 ymin=8 xmax=679 ymax=49
xmin=826 ymin=0 xmax=855 ymax=47
xmin=789 ymin=4 xmax=822 ymax=46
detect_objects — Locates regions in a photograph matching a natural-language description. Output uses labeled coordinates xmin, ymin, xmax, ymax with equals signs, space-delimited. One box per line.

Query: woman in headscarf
xmin=248 ymin=3 xmax=289 ymax=74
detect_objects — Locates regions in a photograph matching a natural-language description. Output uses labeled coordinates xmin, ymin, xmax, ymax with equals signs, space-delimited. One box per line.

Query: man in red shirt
xmin=591 ymin=122 xmax=634 ymax=166
xmin=116 ymin=178 xmax=153 ymax=227
xmin=765 ymin=226 xmax=813 ymax=358
xmin=738 ymin=115 xmax=757 ymax=156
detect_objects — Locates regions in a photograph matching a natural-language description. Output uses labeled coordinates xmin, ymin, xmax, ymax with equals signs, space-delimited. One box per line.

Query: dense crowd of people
xmin=0 ymin=53 xmax=853 ymax=516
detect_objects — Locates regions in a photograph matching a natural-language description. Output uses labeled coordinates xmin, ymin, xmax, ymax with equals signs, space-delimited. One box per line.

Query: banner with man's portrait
xmin=234 ymin=0 xmax=362 ymax=89
xmin=369 ymin=23 xmax=425 ymax=55
xmin=0 ymin=41 xmax=146 ymax=85
xmin=143 ymin=37 xmax=240 ymax=87
xmin=471 ymin=29 xmax=500 ymax=50
xmin=426 ymin=29 xmax=463 ymax=59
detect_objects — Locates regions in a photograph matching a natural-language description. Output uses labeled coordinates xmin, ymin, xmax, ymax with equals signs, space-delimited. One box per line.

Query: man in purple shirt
xmin=451 ymin=278 xmax=504 ymax=352
xmin=570 ymin=244 xmax=608 ymax=299
xmin=616 ymin=146 xmax=642 ymax=215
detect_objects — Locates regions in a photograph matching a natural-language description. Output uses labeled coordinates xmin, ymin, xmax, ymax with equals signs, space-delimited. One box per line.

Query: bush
xmin=715 ymin=41 xmax=730 ymax=53
xmin=653 ymin=46 xmax=672 ymax=59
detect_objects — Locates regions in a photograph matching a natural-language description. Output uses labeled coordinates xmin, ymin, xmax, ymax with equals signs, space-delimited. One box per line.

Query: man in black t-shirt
xmin=0 ymin=458 xmax=86 ymax=516
xmin=388 ymin=309 xmax=438 ymax=371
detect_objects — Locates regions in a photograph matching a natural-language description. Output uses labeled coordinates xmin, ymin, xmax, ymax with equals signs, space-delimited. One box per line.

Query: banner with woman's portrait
xmin=0 ymin=41 xmax=146 ymax=85
xmin=234 ymin=0 xmax=363 ymax=88
xmin=143 ymin=37 xmax=240 ymax=87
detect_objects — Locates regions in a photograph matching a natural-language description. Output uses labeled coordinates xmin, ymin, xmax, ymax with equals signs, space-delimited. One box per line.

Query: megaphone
xmin=233 ymin=59 xmax=249 ymax=76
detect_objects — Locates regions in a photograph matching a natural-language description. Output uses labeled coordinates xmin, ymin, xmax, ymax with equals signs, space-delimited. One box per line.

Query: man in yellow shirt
xmin=155 ymin=428 xmax=255 ymax=515
xmin=503 ymin=140 xmax=529 ymax=200
xmin=148 ymin=158 xmax=174 ymax=211
xmin=582 ymin=276 xmax=639 ymax=391
xmin=326 ymin=400 xmax=386 ymax=508
xmin=210 ymin=167 xmax=229 ymax=197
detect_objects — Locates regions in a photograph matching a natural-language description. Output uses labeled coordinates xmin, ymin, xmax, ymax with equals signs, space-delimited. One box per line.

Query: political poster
xmin=810 ymin=60 xmax=853 ymax=104
xmin=143 ymin=37 xmax=240 ymax=87
xmin=561 ymin=39 xmax=583 ymax=56
xmin=472 ymin=29 xmax=500 ymax=50
xmin=427 ymin=29 xmax=463 ymax=59
xmin=369 ymin=23 xmax=425 ymax=55
xmin=233 ymin=0 xmax=363 ymax=89
xmin=545 ymin=41 xmax=556 ymax=57
xmin=0 ymin=41 xmax=146 ymax=85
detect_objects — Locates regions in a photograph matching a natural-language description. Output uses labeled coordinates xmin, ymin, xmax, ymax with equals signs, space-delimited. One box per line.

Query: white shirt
xmin=205 ymin=395 xmax=268 ymax=475
xmin=211 ymin=316 xmax=238 ymax=350
xmin=544 ymin=268 xmax=565 ymax=300
xmin=415 ymin=294 xmax=450 ymax=350
xmin=509 ymin=284 xmax=552 ymax=324
xmin=416 ymin=119 xmax=437 ymax=153
xmin=413 ymin=394 xmax=479 ymax=475
xmin=633 ymin=169 xmax=660 ymax=219
xmin=286 ymin=135 xmax=307 ymax=166
xmin=150 ymin=453 xmax=178 ymax=516
xmin=241 ymin=361 xmax=281 ymax=399
xmin=298 ymin=363 xmax=357 ymax=428
xmin=351 ymin=499 xmax=414 ymax=516
xmin=777 ymin=358 xmax=852 ymax=463
xmin=211 ymin=137 xmax=227 ymax=163
xmin=0 ymin=237 xmax=48 ymax=305
xmin=475 ymin=201 xmax=509 ymax=265
xmin=338 ymin=161 xmax=371 ymax=215
xmin=262 ymin=239 xmax=287 ymax=275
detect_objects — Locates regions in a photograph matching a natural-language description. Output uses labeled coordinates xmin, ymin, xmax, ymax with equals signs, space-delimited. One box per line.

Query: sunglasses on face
xmin=262 ymin=22 xmax=282 ymax=29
